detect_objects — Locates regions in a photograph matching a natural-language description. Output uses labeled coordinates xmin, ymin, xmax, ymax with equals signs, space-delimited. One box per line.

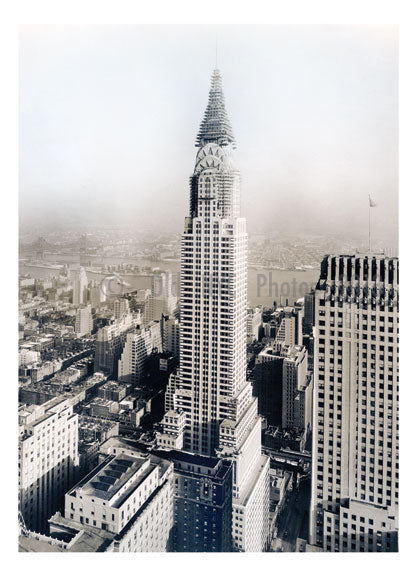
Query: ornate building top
xmin=196 ymin=69 xmax=236 ymax=149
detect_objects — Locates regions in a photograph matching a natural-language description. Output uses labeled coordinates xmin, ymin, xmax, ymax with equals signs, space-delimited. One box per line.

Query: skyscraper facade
xmin=247 ymin=305 xmax=263 ymax=344
xmin=253 ymin=346 xmax=284 ymax=427
xmin=309 ymin=254 xmax=399 ymax=552
xmin=113 ymin=297 xmax=130 ymax=320
xmin=161 ymin=312 xmax=180 ymax=359
xmin=147 ymin=271 xmax=177 ymax=324
xmin=253 ymin=341 xmax=312 ymax=438
xmin=19 ymin=399 xmax=79 ymax=533
xmin=94 ymin=312 xmax=140 ymax=377
xmin=89 ymin=280 xmax=106 ymax=309
xmin=118 ymin=321 xmax=163 ymax=385
xmin=280 ymin=342 xmax=312 ymax=434
xmin=168 ymin=451 xmax=233 ymax=552
xmin=75 ymin=304 xmax=93 ymax=337
xmin=73 ymin=266 xmax=88 ymax=306
xmin=167 ymin=69 xmax=269 ymax=552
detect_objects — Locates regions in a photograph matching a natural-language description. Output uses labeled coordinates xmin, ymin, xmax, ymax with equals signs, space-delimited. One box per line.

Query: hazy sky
xmin=20 ymin=25 xmax=398 ymax=248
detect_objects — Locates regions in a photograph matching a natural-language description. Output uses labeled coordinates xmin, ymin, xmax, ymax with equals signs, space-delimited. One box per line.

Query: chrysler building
xmin=163 ymin=69 xmax=270 ymax=551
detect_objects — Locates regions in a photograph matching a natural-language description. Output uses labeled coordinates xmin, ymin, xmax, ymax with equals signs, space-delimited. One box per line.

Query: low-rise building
xmin=49 ymin=445 xmax=174 ymax=552
xmin=29 ymin=359 xmax=63 ymax=384
xmin=78 ymin=416 xmax=119 ymax=476
xmin=19 ymin=371 xmax=108 ymax=409
xmin=19 ymin=348 xmax=40 ymax=367
xmin=85 ymin=396 xmax=146 ymax=429
xmin=97 ymin=381 xmax=128 ymax=402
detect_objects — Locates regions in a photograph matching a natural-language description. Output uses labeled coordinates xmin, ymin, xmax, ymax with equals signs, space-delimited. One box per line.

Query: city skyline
xmin=17 ymin=22 xmax=400 ymax=557
xmin=20 ymin=25 xmax=398 ymax=250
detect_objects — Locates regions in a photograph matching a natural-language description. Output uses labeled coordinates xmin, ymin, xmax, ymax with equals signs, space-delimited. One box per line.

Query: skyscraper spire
xmin=196 ymin=69 xmax=236 ymax=148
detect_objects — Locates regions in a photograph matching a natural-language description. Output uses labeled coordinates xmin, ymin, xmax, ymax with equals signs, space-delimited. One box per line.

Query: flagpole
xmin=368 ymin=195 xmax=377 ymax=252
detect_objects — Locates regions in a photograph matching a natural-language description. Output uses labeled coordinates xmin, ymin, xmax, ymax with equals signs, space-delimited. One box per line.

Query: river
xmin=20 ymin=254 xmax=320 ymax=308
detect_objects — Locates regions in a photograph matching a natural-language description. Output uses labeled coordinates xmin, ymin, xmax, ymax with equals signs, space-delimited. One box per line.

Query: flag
xmin=369 ymin=195 xmax=377 ymax=208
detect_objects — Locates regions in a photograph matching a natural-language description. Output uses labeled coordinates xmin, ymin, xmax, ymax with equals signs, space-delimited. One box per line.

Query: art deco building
xmin=166 ymin=69 xmax=269 ymax=552
xmin=309 ymin=254 xmax=399 ymax=552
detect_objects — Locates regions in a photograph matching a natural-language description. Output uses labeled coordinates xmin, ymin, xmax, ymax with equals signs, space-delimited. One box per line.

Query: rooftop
xmin=100 ymin=380 xmax=126 ymax=391
xmin=152 ymin=448 xmax=229 ymax=479
xmin=78 ymin=415 xmax=118 ymax=436
xmin=19 ymin=534 xmax=66 ymax=553
xmin=73 ymin=453 xmax=154 ymax=507
xmin=20 ymin=371 xmax=107 ymax=401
